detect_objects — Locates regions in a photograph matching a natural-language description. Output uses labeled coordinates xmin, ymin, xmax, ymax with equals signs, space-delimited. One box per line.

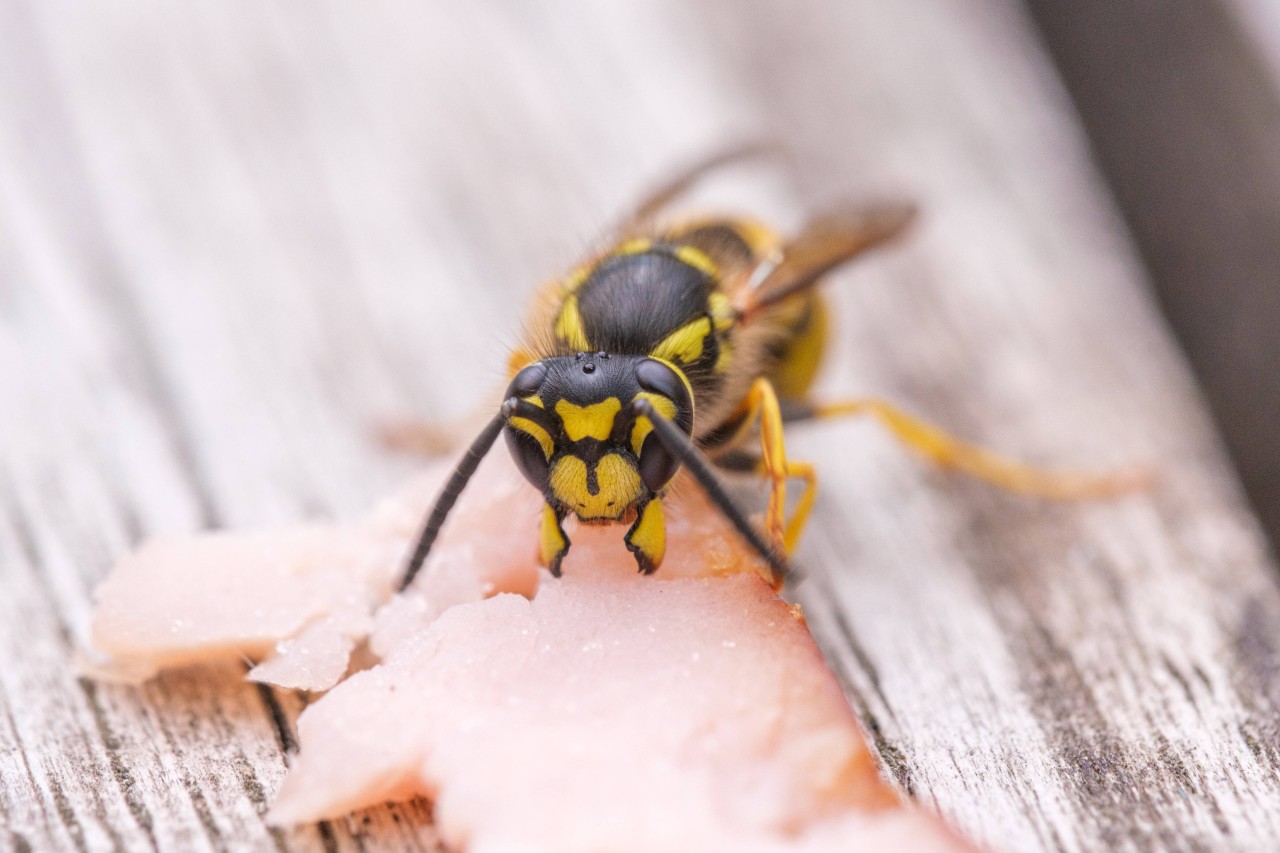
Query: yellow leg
xmin=812 ymin=399 xmax=1150 ymax=499
xmin=624 ymin=498 xmax=667 ymax=574
xmin=742 ymin=378 xmax=820 ymax=555
xmin=780 ymin=461 xmax=817 ymax=553
xmin=540 ymin=503 xmax=570 ymax=576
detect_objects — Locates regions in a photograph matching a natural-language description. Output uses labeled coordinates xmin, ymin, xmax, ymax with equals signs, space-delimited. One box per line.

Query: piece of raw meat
xmin=88 ymin=451 xmax=978 ymax=850
xmin=270 ymin=570 xmax=974 ymax=852
xmin=87 ymin=454 xmax=542 ymax=690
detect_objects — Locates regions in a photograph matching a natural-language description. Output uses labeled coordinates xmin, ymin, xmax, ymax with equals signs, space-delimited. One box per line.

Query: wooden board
xmin=1027 ymin=0 xmax=1280 ymax=550
xmin=3 ymin=1 xmax=1279 ymax=850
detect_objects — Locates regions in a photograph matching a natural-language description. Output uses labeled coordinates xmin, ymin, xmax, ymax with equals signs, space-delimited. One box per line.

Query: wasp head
xmin=502 ymin=353 xmax=694 ymax=521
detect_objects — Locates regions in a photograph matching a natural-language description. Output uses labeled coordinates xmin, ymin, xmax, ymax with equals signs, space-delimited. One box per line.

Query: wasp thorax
xmin=502 ymin=354 xmax=694 ymax=520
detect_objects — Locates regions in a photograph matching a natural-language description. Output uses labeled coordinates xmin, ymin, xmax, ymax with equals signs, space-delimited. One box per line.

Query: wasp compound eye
xmin=506 ymin=361 xmax=548 ymax=398
xmin=635 ymin=359 xmax=694 ymax=434
xmin=633 ymin=358 xmax=695 ymax=492
xmin=501 ymin=364 xmax=554 ymax=494
xmin=505 ymin=427 xmax=550 ymax=492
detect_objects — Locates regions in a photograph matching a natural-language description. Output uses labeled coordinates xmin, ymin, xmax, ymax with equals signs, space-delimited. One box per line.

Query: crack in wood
xmin=75 ymin=677 xmax=160 ymax=849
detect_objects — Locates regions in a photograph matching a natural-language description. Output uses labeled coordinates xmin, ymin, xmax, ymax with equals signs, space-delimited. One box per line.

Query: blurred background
xmin=1029 ymin=0 xmax=1280 ymax=550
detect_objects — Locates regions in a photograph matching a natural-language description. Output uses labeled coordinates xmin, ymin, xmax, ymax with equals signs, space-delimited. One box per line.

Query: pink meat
xmin=89 ymin=451 xmax=978 ymax=850
xmin=88 ymin=454 xmax=542 ymax=690
xmin=270 ymin=572 xmax=973 ymax=852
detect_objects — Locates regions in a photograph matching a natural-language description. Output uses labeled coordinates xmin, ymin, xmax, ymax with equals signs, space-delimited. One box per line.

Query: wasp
xmin=397 ymin=148 xmax=1141 ymax=591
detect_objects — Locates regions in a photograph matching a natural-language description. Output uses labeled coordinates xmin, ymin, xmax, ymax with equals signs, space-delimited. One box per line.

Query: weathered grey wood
xmin=1026 ymin=0 xmax=1280 ymax=554
xmin=2 ymin=1 xmax=1279 ymax=851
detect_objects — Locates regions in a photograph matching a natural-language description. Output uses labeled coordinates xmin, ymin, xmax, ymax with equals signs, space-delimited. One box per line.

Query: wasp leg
xmin=540 ymin=503 xmax=571 ymax=577
xmin=737 ymin=377 xmax=820 ymax=555
xmin=753 ymin=459 xmax=817 ymax=554
xmin=804 ymin=398 xmax=1151 ymax=499
xmin=631 ymin=398 xmax=788 ymax=588
xmin=624 ymin=498 xmax=666 ymax=575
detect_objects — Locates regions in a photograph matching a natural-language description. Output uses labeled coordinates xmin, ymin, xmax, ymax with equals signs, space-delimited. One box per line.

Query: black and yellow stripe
xmin=552 ymin=241 xmax=724 ymax=377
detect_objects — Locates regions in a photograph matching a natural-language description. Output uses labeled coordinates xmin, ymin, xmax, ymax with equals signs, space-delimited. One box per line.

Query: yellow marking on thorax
xmin=650 ymin=316 xmax=712 ymax=365
xmin=629 ymin=392 xmax=678 ymax=455
xmin=550 ymin=453 xmax=643 ymax=519
xmin=650 ymin=357 xmax=694 ymax=405
xmin=708 ymin=291 xmax=735 ymax=332
xmin=673 ymin=244 xmax=718 ymax=278
xmin=562 ymin=265 xmax=591 ymax=292
xmin=555 ymin=294 xmax=591 ymax=351
xmin=555 ymin=398 xmax=622 ymax=442
xmin=714 ymin=340 xmax=734 ymax=373
xmin=616 ymin=237 xmax=653 ymax=256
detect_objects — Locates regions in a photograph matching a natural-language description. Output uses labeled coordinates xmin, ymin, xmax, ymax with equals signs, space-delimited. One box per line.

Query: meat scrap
xmin=272 ymin=571 xmax=976 ymax=852
xmin=87 ymin=453 xmax=979 ymax=850
xmin=87 ymin=456 xmax=540 ymax=691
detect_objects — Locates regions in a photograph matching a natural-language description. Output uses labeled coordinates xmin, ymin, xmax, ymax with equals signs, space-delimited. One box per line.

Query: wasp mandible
xmin=398 ymin=149 xmax=1140 ymax=591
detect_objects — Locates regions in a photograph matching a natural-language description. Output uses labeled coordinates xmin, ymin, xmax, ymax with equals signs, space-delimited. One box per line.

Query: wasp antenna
xmin=506 ymin=397 xmax=556 ymax=432
xmin=398 ymin=404 xmax=512 ymax=592
xmin=631 ymin=398 xmax=789 ymax=586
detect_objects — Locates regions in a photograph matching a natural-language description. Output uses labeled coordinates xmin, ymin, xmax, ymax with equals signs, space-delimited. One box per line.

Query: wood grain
xmin=2 ymin=1 xmax=1278 ymax=850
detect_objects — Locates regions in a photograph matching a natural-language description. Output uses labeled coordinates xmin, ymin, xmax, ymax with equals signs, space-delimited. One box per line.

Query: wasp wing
xmin=736 ymin=203 xmax=917 ymax=320
xmin=615 ymin=143 xmax=779 ymax=236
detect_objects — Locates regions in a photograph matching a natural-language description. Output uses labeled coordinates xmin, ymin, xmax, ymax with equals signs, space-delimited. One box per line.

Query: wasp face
xmin=503 ymin=353 xmax=694 ymax=521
